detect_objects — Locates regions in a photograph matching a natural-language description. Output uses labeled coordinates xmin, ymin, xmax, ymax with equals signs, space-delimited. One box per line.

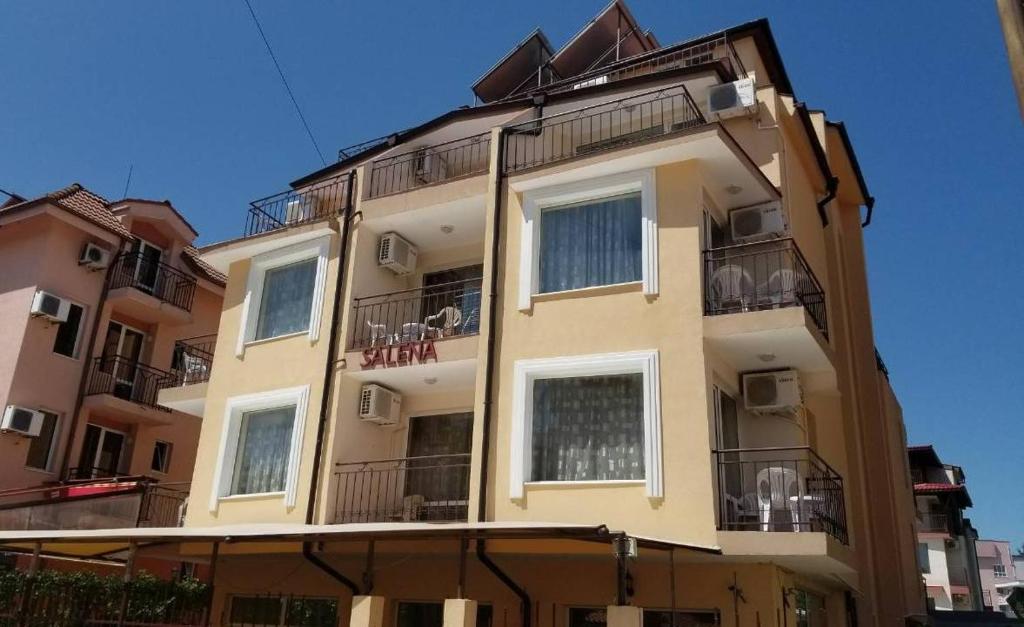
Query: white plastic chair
xmin=710 ymin=264 xmax=755 ymax=312
xmin=756 ymin=466 xmax=804 ymax=532
xmin=423 ymin=306 xmax=462 ymax=339
xmin=180 ymin=352 xmax=208 ymax=385
xmin=765 ymin=268 xmax=797 ymax=306
xmin=366 ymin=321 xmax=389 ymax=347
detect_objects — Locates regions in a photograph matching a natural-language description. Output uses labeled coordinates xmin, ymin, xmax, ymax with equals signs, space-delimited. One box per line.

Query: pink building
xmin=976 ymin=539 xmax=1020 ymax=615
xmin=0 ymin=184 xmax=223 ymax=528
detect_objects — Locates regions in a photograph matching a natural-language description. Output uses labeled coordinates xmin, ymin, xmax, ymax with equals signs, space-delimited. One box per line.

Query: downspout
xmin=301 ymin=170 xmax=360 ymax=596
xmin=59 ymin=234 xmax=128 ymax=479
xmin=815 ymin=176 xmax=838 ymax=228
xmin=859 ymin=196 xmax=876 ymax=228
xmin=475 ymin=127 xmax=532 ymax=627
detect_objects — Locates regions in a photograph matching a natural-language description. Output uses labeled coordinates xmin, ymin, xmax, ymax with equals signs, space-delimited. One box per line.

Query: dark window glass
xmin=397 ymin=602 xmax=492 ymax=627
xmin=52 ymin=304 xmax=84 ymax=357
xmin=25 ymin=412 xmax=58 ymax=470
xmin=151 ymin=441 xmax=172 ymax=473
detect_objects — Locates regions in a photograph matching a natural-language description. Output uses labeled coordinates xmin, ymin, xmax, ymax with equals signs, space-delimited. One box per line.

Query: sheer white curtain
xmin=232 ymin=406 xmax=295 ymax=495
xmin=256 ymin=259 xmax=317 ymax=340
xmin=531 ymin=374 xmax=645 ymax=482
xmin=539 ymin=192 xmax=642 ymax=293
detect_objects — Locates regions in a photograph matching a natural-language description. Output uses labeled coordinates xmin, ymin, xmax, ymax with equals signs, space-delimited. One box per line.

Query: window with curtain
xmin=255 ymin=259 xmax=317 ymax=340
xmin=539 ymin=192 xmax=642 ymax=294
xmin=531 ymin=373 xmax=644 ymax=482
xmin=231 ymin=406 xmax=296 ymax=495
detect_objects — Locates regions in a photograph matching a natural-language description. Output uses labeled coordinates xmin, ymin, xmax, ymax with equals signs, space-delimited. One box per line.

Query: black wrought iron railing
xmin=245 ymin=174 xmax=351 ymax=238
xmin=108 ymin=252 xmax=197 ymax=312
xmin=917 ymin=511 xmax=950 ymax=533
xmin=167 ymin=334 xmax=217 ymax=386
xmin=714 ymin=446 xmax=848 ymax=544
xmin=703 ymin=238 xmax=829 ymax=338
xmin=228 ymin=593 xmax=339 ymax=627
xmin=367 ymin=132 xmax=491 ymax=198
xmin=502 ymin=83 xmax=705 ymax=174
xmin=332 ymin=454 xmax=471 ymax=523
xmin=86 ymin=355 xmax=174 ymax=411
xmin=350 ymin=278 xmax=483 ymax=350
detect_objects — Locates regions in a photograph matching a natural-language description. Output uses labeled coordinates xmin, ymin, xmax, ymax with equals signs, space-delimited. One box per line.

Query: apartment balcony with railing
xmin=349 ymin=279 xmax=483 ymax=350
xmin=83 ymin=355 xmax=177 ymax=425
xmin=157 ymin=334 xmax=217 ymax=417
xmin=714 ymin=446 xmax=848 ymax=544
xmin=366 ymin=132 xmax=491 ymax=199
xmin=245 ymin=173 xmax=352 ymax=238
xmin=917 ymin=511 xmax=951 ymax=534
xmin=106 ymin=251 xmax=198 ymax=323
xmin=331 ymin=454 xmax=470 ymax=523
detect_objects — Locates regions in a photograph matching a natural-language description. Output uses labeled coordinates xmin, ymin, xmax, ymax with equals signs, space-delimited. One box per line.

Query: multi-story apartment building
xmin=976 ymin=540 xmax=1020 ymax=616
xmin=907 ymin=445 xmax=985 ymax=612
xmin=0 ymin=184 xmax=224 ymax=529
xmin=0 ymin=4 xmax=926 ymax=627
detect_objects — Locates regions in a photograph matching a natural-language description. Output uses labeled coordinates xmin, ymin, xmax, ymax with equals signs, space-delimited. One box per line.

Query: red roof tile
xmin=183 ymin=245 xmax=226 ymax=286
xmin=914 ymin=483 xmax=965 ymax=492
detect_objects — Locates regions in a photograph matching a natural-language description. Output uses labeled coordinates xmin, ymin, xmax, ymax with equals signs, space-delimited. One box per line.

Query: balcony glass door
xmin=714 ymin=386 xmax=744 ymax=525
xmin=78 ymin=424 xmax=126 ymax=478
xmin=421 ymin=265 xmax=483 ymax=336
xmin=101 ymin=322 xmax=145 ymax=400
xmin=132 ymin=240 xmax=163 ymax=293
xmin=405 ymin=412 xmax=472 ymax=517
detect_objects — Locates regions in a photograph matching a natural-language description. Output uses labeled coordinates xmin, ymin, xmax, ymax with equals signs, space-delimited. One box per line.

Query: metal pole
xmin=457 ymin=536 xmax=468 ymax=599
xmin=204 ymin=541 xmax=220 ymax=627
xmin=362 ymin=540 xmax=376 ymax=594
xmin=669 ymin=548 xmax=677 ymax=627
xmin=16 ymin=544 xmax=42 ymax=627
xmin=116 ymin=541 xmax=138 ymax=627
xmin=614 ymin=536 xmax=629 ymax=606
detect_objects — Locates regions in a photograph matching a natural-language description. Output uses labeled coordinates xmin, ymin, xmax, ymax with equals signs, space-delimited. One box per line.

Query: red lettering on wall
xmin=359 ymin=339 xmax=438 ymax=369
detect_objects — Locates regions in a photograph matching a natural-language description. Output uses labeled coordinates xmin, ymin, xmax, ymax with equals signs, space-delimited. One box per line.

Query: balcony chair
xmin=761 ymin=268 xmax=804 ymax=307
xmin=710 ymin=264 xmax=755 ymax=312
xmin=756 ymin=466 xmax=805 ymax=532
xmin=423 ymin=306 xmax=463 ymax=339
xmin=366 ymin=321 xmax=390 ymax=347
xmin=180 ymin=352 xmax=208 ymax=385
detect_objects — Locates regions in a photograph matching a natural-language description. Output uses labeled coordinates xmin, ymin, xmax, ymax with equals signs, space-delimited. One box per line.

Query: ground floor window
xmin=568 ymin=607 xmax=719 ymax=627
xmin=396 ymin=601 xmax=493 ymax=627
xmin=795 ymin=590 xmax=826 ymax=627
xmin=228 ymin=594 xmax=337 ymax=627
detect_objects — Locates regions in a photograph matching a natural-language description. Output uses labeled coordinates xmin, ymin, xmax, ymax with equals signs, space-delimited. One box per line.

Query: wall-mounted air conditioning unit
xmin=358 ymin=384 xmax=401 ymax=426
xmin=1 ymin=405 xmax=44 ymax=437
xmin=79 ymin=243 xmax=111 ymax=270
xmin=743 ymin=370 xmax=802 ymax=415
xmin=378 ymin=232 xmax=418 ymax=275
xmin=729 ymin=201 xmax=786 ymax=243
xmin=707 ymin=77 xmax=757 ymax=119
xmin=30 ymin=290 xmax=71 ymax=323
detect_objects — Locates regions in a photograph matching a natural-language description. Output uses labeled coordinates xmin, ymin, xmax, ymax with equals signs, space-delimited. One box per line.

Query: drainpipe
xmin=815 ymin=176 xmax=838 ymax=228
xmin=859 ymin=196 xmax=876 ymax=228
xmin=59 ymin=234 xmax=127 ymax=480
xmin=477 ymin=540 xmax=531 ymax=627
xmin=301 ymin=170 xmax=360 ymax=596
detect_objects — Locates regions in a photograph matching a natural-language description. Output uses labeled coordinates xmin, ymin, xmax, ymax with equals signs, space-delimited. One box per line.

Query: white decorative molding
xmin=208 ymin=385 xmax=311 ymax=512
xmin=509 ymin=350 xmax=663 ymax=500
xmin=235 ymin=236 xmax=331 ymax=357
xmin=518 ymin=169 xmax=658 ymax=311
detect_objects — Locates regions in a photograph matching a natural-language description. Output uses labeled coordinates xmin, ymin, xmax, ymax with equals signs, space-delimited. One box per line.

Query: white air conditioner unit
xmin=358 ymin=384 xmax=401 ymax=426
xmin=1 ymin=405 xmax=44 ymax=437
xmin=285 ymin=198 xmax=313 ymax=224
xmin=729 ymin=201 xmax=787 ymax=243
xmin=378 ymin=232 xmax=418 ymax=275
xmin=412 ymin=149 xmax=448 ymax=184
xmin=707 ymin=77 xmax=757 ymax=119
xmin=743 ymin=370 xmax=802 ymax=415
xmin=30 ymin=290 xmax=71 ymax=323
xmin=79 ymin=243 xmax=111 ymax=269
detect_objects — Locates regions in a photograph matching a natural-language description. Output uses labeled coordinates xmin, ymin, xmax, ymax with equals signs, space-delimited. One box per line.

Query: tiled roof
xmin=182 ymin=245 xmax=226 ymax=286
xmin=914 ymin=483 xmax=965 ymax=493
xmin=43 ymin=183 xmax=132 ymax=238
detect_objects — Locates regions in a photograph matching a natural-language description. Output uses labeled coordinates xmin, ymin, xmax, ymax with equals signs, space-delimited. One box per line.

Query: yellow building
xmin=0 ymin=5 xmax=927 ymax=627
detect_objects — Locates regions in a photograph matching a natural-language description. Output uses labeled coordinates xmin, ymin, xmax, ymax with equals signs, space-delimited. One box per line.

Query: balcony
xmin=106 ymin=252 xmax=197 ymax=323
xmin=245 ymin=174 xmax=351 ymax=238
xmin=714 ymin=446 xmax=848 ymax=544
xmin=331 ymin=454 xmax=470 ymax=523
xmin=157 ymin=334 xmax=217 ymax=417
xmin=502 ymin=83 xmax=705 ymax=174
xmin=0 ymin=479 xmax=188 ymax=530
xmin=350 ymin=279 xmax=482 ymax=350
xmin=917 ymin=511 xmax=950 ymax=534
xmin=367 ymin=132 xmax=491 ymax=199
xmin=83 ymin=356 xmax=176 ymax=425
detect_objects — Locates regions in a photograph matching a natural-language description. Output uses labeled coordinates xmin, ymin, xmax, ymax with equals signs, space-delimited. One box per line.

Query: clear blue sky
xmin=2 ymin=2 xmax=1021 ymax=545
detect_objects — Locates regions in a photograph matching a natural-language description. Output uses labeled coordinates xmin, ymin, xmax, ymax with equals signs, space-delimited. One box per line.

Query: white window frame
xmin=509 ymin=350 xmax=662 ymax=499
xmin=994 ymin=564 xmax=1007 ymax=577
xmin=518 ymin=169 xmax=657 ymax=311
xmin=235 ymin=236 xmax=330 ymax=356
xmin=208 ymin=385 xmax=310 ymax=511
xmin=151 ymin=440 xmax=172 ymax=474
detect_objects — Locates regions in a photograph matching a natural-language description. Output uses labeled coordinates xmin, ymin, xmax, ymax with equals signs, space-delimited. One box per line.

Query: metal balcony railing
xmin=86 ymin=356 xmax=174 ymax=411
xmin=108 ymin=252 xmax=197 ymax=312
xmin=332 ymin=454 xmax=471 ymax=523
xmin=502 ymin=83 xmax=705 ymax=174
xmin=875 ymin=347 xmax=890 ymax=380
xmin=703 ymin=238 xmax=829 ymax=339
xmin=167 ymin=333 xmax=217 ymax=386
xmin=367 ymin=132 xmax=491 ymax=198
xmin=714 ymin=446 xmax=848 ymax=544
xmin=245 ymin=174 xmax=351 ymax=238
xmin=350 ymin=278 xmax=483 ymax=350
xmin=917 ymin=511 xmax=950 ymax=533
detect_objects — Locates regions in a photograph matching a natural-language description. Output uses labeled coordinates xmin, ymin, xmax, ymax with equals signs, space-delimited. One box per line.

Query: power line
xmin=122 ymin=164 xmax=134 ymax=199
xmin=241 ymin=0 xmax=327 ymax=166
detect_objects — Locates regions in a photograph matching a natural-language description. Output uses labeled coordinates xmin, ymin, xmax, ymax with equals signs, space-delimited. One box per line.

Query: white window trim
xmin=518 ymin=169 xmax=657 ymax=311
xmin=509 ymin=349 xmax=662 ymax=500
xmin=208 ymin=385 xmax=310 ymax=512
xmin=235 ymin=236 xmax=330 ymax=357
